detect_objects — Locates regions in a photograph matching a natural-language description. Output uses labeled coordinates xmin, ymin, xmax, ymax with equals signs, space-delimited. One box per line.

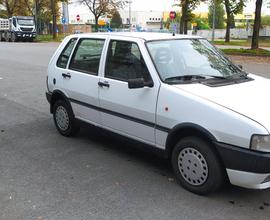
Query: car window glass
xmin=105 ymin=40 xmax=151 ymax=82
xmin=56 ymin=38 xmax=77 ymax=69
xmin=69 ymin=38 xmax=105 ymax=75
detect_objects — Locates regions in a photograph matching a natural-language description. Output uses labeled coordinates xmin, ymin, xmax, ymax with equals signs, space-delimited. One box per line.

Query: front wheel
xmin=171 ymin=136 xmax=224 ymax=195
xmin=53 ymin=100 xmax=80 ymax=137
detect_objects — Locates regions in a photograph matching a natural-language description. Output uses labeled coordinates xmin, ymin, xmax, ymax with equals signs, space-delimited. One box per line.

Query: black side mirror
xmin=128 ymin=78 xmax=153 ymax=89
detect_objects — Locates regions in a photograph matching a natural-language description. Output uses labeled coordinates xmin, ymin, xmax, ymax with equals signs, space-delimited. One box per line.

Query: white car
xmin=46 ymin=32 xmax=270 ymax=195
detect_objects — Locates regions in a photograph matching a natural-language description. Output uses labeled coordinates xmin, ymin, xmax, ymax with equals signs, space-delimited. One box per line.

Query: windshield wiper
xmin=164 ymin=75 xmax=206 ymax=82
xmin=164 ymin=74 xmax=226 ymax=83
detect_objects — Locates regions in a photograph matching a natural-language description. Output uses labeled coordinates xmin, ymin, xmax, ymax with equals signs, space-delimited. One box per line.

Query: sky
xmin=69 ymin=0 xmax=270 ymax=17
xmin=128 ymin=0 xmax=270 ymax=14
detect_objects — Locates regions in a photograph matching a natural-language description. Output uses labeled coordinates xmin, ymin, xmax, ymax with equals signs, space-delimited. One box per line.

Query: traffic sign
xmin=61 ymin=17 xmax=66 ymax=24
xmin=76 ymin=14 xmax=80 ymax=22
xmin=169 ymin=11 xmax=176 ymax=20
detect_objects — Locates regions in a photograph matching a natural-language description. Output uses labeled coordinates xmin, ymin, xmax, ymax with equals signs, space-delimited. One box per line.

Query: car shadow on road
xmin=75 ymin=123 xmax=270 ymax=207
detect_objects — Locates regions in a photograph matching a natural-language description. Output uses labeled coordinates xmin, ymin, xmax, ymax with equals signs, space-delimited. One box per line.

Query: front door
xmin=99 ymin=39 xmax=159 ymax=145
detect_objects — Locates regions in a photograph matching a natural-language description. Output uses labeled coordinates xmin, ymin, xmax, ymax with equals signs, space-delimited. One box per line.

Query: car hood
xmin=172 ymin=74 xmax=270 ymax=133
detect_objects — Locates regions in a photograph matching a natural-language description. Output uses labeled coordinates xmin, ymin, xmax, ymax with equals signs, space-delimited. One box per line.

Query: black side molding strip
xmin=69 ymin=98 xmax=170 ymax=133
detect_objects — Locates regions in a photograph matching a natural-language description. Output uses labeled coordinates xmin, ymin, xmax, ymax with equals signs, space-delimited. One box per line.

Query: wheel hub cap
xmin=55 ymin=106 xmax=69 ymax=131
xmin=178 ymin=147 xmax=208 ymax=186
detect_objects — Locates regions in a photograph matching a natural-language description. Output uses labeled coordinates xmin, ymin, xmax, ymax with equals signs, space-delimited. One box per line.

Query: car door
xmin=98 ymin=39 xmax=160 ymax=145
xmin=62 ymin=37 xmax=106 ymax=125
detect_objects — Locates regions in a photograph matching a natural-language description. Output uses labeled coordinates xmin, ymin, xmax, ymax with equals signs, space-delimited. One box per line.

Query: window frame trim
xmin=68 ymin=37 xmax=106 ymax=76
xmin=104 ymin=39 xmax=152 ymax=83
xmin=56 ymin=37 xmax=78 ymax=69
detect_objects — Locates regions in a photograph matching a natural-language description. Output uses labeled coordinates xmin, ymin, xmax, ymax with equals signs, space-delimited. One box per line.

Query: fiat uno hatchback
xmin=46 ymin=32 xmax=270 ymax=194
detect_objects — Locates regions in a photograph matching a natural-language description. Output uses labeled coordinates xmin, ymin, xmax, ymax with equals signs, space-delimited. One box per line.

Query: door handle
xmin=62 ymin=73 xmax=71 ymax=79
xmin=98 ymin=81 xmax=110 ymax=88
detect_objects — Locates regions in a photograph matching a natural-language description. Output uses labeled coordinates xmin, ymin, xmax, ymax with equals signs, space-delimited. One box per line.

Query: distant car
xmin=46 ymin=32 xmax=270 ymax=195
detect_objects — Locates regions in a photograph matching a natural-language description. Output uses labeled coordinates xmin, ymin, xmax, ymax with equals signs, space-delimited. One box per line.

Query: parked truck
xmin=0 ymin=16 xmax=36 ymax=42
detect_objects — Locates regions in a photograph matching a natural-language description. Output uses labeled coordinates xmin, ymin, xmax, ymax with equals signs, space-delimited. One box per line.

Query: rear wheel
xmin=11 ymin=33 xmax=17 ymax=42
xmin=53 ymin=100 xmax=80 ymax=137
xmin=171 ymin=136 xmax=224 ymax=195
xmin=5 ymin=33 xmax=10 ymax=42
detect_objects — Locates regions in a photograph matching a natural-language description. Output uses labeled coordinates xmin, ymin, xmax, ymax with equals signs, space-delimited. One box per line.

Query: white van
xmin=46 ymin=32 xmax=270 ymax=195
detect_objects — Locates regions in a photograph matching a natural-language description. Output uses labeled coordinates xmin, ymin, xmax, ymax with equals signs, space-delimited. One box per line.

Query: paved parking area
xmin=0 ymin=42 xmax=270 ymax=220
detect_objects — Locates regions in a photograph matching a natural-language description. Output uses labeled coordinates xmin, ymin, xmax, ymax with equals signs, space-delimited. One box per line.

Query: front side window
xmin=56 ymin=38 xmax=77 ymax=69
xmin=12 ymin=18 xmax=17 ymax=27
xmin=105 ymin=40 xmax=151 ymax=82
xmin=69 ymin=38 xmax=105 ymax=75
xmin=147 ymin=39 xmax=244 ymax=84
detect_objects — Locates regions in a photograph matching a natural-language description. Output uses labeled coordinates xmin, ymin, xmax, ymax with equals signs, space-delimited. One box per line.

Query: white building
xmin=68 ymin=4 xmax=164 ymax=30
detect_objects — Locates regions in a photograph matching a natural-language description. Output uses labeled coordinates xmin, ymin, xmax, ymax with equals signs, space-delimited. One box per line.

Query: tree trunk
xmin=251 ymin=0 xmax=263 ymax=50
xmin=95 ymin=16 xmax=99 ymax=32
xmin=180 ymin=1 xmax=188 ymax=35
xmin=184 ymin=20 xmax=188 ymax=34
xmin=180 ymin=3 xmax=185 ymax=34
xmin=180 ymin=15 xmax=184 ymax=34
xmin=51 ymin=0 xmax=57 ymax=39
xmin=224 ymin=0 xmax=231 ymax=42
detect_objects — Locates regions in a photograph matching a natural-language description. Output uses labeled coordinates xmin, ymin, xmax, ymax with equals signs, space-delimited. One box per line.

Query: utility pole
xmin=212 ymin=0 xmax=216 ymax=42
xmin=129 ymin=1 xmax=132 ymax=31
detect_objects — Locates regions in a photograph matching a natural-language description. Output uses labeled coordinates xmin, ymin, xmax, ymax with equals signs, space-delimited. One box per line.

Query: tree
xmin=78 ymin=0 xmax=126 ymax=32
xmin=261 ymin=15 xmax=270 ymax=26
xmin=0 ymin=0 xmax=34 ymax=17
xmin=177 ymin=0 xmax=205 ymax=34
xmin=208 ymin=0 xmax=225 ymax=29
xmin=110 ymin=10 xmax=122 ymax=28
xmin=223 ymin=0 xmax=245 ymax=42
xmin=251 ymin=0 xmax=263 ymax=49
xmin=192 ymin=16 xmax=210 ymax=30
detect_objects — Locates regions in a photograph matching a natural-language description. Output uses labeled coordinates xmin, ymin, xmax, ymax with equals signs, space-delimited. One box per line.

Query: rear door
xmin=98 ymin=38 xmax=160 ymax=145
xmin=62 ymin=37 xmax=106 ymax=125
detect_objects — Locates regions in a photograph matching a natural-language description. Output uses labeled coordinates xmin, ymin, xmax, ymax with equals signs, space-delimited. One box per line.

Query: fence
xmin=194 ymin=27 xmax=270 ymax=39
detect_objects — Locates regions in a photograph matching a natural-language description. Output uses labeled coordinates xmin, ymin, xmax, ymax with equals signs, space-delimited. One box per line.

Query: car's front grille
xmin=21 ymin=27 xmax=33 ymax=32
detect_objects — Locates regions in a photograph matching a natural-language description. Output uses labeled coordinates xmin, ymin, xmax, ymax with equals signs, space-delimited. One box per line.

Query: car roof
xmin=70 ymin=32 xmax=203 ymax=41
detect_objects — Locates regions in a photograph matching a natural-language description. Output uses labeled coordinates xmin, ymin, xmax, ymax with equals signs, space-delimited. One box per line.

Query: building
xmin=69 ymin=8 xmax=164 ymax=30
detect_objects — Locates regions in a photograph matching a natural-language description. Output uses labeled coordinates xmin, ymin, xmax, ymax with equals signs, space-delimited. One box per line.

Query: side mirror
xmin=238 ymin=65 xmax=243 ymax=70
xmin=128 ymin=78 xmax=153 ymax=89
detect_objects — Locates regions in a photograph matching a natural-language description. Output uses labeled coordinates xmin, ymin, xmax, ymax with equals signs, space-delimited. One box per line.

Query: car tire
xmin=53 ymin=99 xmax=80 ymax=137
xmin=11 ymin=33 xmax=17 ymax=42
xmin=171 ymin=136 xmax=224 ymax=195
xmin=5 ymin=33 xmax=10 ymax=42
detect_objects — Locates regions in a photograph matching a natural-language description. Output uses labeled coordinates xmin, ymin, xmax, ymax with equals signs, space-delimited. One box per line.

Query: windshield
xmin=17 ymin=19 xmax=34 ymax=26
xmin=146 ymin=39 xmax=243 ymax=82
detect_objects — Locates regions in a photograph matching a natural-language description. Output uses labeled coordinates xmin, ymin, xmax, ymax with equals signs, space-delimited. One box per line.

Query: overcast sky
xmin=70 ymin=0 xmax=270 ymax=16
xmin=128 ymin=0 xmax=270 ymax=14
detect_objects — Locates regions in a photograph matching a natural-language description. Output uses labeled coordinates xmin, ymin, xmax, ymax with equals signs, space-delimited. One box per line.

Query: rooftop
xmin=72 ymin=32 xmax=202 ymax=41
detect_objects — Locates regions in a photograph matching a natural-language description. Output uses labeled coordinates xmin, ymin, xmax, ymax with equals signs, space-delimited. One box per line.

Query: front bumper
xmin=216 ymin=142 xmax=270 ymax=189
xmin=15 ymin=32 xmax=36 ymax=38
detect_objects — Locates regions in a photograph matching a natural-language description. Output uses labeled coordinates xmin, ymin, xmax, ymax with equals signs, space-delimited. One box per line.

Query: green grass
xmin=36 ymin=34 xmax=66 ymax=42
xmin=214 ymin=39 xmax=270 ymax=47
xmin=221 ymin=48 xmax=270 ymax=56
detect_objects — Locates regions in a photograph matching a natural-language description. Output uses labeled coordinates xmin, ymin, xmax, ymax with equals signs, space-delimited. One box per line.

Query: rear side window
xmin=69 ymin=38 xmax=105 ymax=75
xmin=57 ymin=38 xmax=77 ymax=69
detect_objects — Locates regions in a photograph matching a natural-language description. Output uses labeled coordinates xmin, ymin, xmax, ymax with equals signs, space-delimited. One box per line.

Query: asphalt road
xmin=0 ymin=42 xmax=270 ymax=220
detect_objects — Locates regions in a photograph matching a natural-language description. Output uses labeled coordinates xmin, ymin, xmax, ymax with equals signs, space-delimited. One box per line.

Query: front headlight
xmin=250 ymin=135 xmax=270 ymax=152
